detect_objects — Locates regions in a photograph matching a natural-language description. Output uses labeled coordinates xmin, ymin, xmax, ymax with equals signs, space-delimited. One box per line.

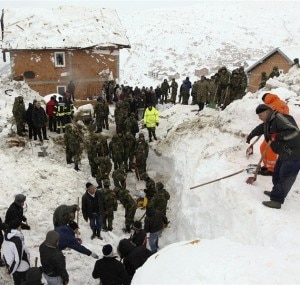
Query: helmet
xmin=156 ymin=182 xmax=164 ymax=190
xmin=103 ymin=179 xmax=111 ymax=187
xmin=140 ymin=172 xmax=149 ymax=180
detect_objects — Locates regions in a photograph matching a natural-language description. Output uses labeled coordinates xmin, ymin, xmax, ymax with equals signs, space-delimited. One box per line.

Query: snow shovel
xmin=246 ymin=135 xmax=261 ymax=159
xmin=246 ymin=140 xmax=272 ymax=184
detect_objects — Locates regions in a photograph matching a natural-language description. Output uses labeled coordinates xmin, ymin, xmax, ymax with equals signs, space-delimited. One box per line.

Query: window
xmin=57 ymin=86 xmax=66 ymax=95
xmin=54 ymin=52 xmax=65 ymax=67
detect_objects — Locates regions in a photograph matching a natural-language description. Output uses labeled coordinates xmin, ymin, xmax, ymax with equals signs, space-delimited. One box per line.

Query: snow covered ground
xmin=1 ymin=1 xmax=300 ymax=284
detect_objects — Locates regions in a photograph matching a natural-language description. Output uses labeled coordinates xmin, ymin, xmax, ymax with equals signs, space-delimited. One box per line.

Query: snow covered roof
xmin=1 ymin=6 xmax=131 ymax=50
xmin=246 ymin=47 xmax=300 ymax=73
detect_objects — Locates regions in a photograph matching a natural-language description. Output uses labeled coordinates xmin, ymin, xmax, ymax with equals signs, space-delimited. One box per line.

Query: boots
xmin=91 ymin=230 xmax=96 ymax=240
xmin=264 ymin=191 xmax=271 ymax=197
xmin=74 ymin=164 xmax=80 ymax=171
xmin=262 ymin=200 xmax=281 ymax=209
xmin=96 ymin=229 xmax=103 ymax=240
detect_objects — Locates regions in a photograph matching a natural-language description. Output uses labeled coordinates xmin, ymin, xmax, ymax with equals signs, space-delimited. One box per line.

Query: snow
xmin=1 ymin=1 xmax=300 ymax=285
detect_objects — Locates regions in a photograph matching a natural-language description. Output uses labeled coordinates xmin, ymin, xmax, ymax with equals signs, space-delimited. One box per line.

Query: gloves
xmin=269 ymin=133 xmax=280 ymax=141
xmin=246 ymin=133 xmax=253 ymax=144
xmin=156 ymin=122 xmax=159 ymax=126
xmin=91 ymin=252 xmax=99 ymax=259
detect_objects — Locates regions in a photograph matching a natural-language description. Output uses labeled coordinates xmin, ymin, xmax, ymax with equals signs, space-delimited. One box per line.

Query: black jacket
xmin=39 ymin=241 xmax=69 ymax=283
xmin=5 ymin=202 xmax=30 ymax=230
xmin=118 ymin=239 xmax=152 ymax=280
xmin=249 ymin=111 xmax=300 ymax=161
xmin=144 ymin=208 xmax=168 ymax=234
xmin=82 ymin=190 xmax=105 ymax=221
xmin=92 ymin=256 xmax=130 ymax=285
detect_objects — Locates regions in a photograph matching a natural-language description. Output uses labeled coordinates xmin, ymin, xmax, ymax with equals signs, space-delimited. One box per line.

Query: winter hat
xmin=15 ymin=194 xmax=26 ymax=203
xmin=133 ymin=221 xmax=142 ymax=230
xmin=255 ymin=104 xmax=272 ymax=114
xmin=86 ymin=182 xmax=93 ymax=189
xmin=102 ymin=244 xmax=113 ymax=257
xmin=9 ymin=219 xmax=22 ymax=229
xmin=25 ymin=267 xmax=42 ymax=284
xmin=68 ymin=221 xmax=79 ymax=231
xmin=45 ymin=230 xmax=59 ymax=247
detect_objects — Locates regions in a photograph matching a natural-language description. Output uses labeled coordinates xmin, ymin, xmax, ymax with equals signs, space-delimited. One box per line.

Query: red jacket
xmin=46 ymin=99 xmax=56 ymax=116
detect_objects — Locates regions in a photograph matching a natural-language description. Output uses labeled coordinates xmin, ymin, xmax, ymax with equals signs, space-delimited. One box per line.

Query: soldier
xmin=207 ymin=75 xmax=218 ymax=105
xmin=170 ymin=78 xmax=178 ymax=104
xmin=269 ymin=66 xmax=280 ymax=79
xmin=86 ymin=132 xmax=99 ymax=177
xmin=135 ymin=133 xmax=149 ymax=176
xmin=124 ymin=113 xmax=139 ymax=137
xmin=94 ymin=97 xmax=106 ymax=133
xmin=150 ymin=182 xmax=170 ymax=217
xmin=95 ymin=155 xmax=112 ymax=189
xmin=112 ymin=165 xmax=127 ymax=189
xmin=259 ymin=72 xmax=268 ymax=89
xmin=238 ymin=66 xmax=247 ymax=95
xmin=109 ymin=134 xmax=125 ymax=170
xmin=64 ymin=123 xmax=84 ymax=171
xmin=114 ymin=187 xmax=137 ymax=233
xmin=191 ymin=81 xmax=197 ymax=105
xmin=114 ymin=102 xmax=126 ymax=134
xmin=124 ymin=132 xmax=136 ymax=172
xmin=103 ymin=99 xmax=110 ymax=130
xmin=140 ymin=172 xmax=156 ymax=202
xmin=12 ymin=96 xmax=26 ymax=136
xmin=160 ymin=79 xmax=170 ymax=104
xmin=195 ymin=76 xmax=208 ymax=111
xmin=218 ymin=66 xmax=231 ymax=108
xmin=100 ymin=179 xmax=118 ymax=231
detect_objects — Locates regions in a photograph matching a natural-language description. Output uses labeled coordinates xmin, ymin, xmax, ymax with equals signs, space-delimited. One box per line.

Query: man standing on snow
xmin=143 ymin=104 xmax=159 ymax=142
xmin=246 ymin=104 xmax=300 ymax=209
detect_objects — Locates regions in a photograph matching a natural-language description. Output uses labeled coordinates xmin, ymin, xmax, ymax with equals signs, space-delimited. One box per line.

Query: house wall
xmin=247 ymin=51 xmax=291 ymax=93
xmin=10 ymin=49 xmax=120 ymax=100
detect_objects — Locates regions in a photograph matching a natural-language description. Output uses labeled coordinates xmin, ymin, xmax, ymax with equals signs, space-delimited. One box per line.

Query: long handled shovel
xmin=246 ymin=140 xmax=272 ymax=184
xmin=246 ymin=135 xmax=262 ymax=159
xmin=190 ymin=169 xmax=245 ymax=190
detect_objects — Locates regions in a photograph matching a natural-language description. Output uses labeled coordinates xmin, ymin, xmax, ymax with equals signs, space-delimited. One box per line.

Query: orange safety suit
xmin=261 ymin=93 xmax=289 ymax=172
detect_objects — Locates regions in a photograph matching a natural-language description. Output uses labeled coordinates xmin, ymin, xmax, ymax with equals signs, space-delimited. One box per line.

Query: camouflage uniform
xmin=124 ymin=132 xmax=136 ymax=171
xmin=150 ymin=182 xmax=170 ymax=216
xmin=112 ymin=167 xmax=127 ymax=189
xmin=207 ymin=76 xmax=218 ymax=104
xmin=170 ymin=79 xmax=178 ymax=103
xmin=259 ymin=72 xmax=268 ymax=89
xmin=100 ymin=180 xmax=118 ymax=231
xmin=135 ymin=134 xmax=149 ymax=176
xmin=103 ymin=100 xmax=110 ymax=130
xmin=94 ymin=98 xmax=106 ymax=133
xmin=238 ymin=66 xmax=247 ymax=95
xmin=268 ymin=66 xmax=280 ymax=79
xmin=12 ymin=96 xmax=26 ymax=136
xmin=64 ymin=123 xmax=83 ymax=171
xmin=86 ymin=132 xmax=99 ymax=177
xmin=115 ymin=188 xmax=137 ymax=232
xmin=124 ymin=113 xmax=139 ymax=137
xmin=114 ymin=102 xmax=126 ymax=134
xmin=109 ymin=134 xmax=125 ymax=170
xmin=96 ymin=135 xmax=110 ymax=157
xmin=140 ymin=173 xmax=156 ymax=201
xmin=95 ymin=156 xmax=112 ymax=188
xmin=217 ymin=67 xmax=231 ymax=107
xmin=160 ymin=79 xmax=170 ymax=104
xmin=195 ymin=76 xmax=208 ymax=111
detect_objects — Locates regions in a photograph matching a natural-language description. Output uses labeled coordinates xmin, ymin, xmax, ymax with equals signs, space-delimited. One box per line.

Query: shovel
xmin=246 ymin=140 xmax=272 ymax=184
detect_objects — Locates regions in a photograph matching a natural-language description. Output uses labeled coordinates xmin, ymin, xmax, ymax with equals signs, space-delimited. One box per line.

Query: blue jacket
xmin=55 ymin=225 xmax=91 ymax=256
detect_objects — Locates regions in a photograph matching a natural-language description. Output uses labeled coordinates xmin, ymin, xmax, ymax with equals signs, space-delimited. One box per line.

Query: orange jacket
xmin=263 ymin=93 xmax=289 ymax=114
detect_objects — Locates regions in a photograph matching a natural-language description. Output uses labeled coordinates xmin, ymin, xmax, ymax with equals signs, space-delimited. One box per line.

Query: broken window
xmin=55 ymin=52 xmax=65 ymax=67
